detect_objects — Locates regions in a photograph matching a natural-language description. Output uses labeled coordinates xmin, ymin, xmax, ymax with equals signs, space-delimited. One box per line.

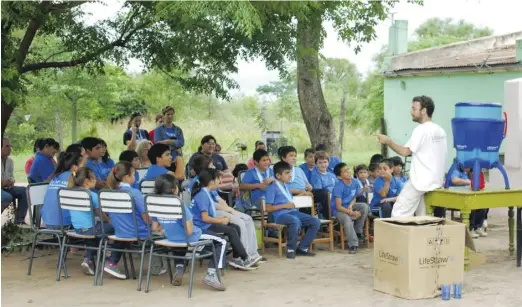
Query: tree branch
xmin=15 ymin=2 xmax=51 ymax=70
xmin=48 ymin=1 xmax=88 ymax=13
xmin=20 ymin=21 xmax=152 ymax=74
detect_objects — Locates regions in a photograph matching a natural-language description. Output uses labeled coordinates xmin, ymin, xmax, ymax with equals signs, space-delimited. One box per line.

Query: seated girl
xmin=68 ymin=167 xmax=114 ymax=275
xmin=190 ymin=169 xmax=256 ymax=271
xmin=152 ymin=174 xmax=226 ymax=290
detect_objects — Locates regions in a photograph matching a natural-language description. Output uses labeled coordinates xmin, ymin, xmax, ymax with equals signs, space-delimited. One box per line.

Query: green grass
xmin=10 ymin=117 xmax=381 ymax=182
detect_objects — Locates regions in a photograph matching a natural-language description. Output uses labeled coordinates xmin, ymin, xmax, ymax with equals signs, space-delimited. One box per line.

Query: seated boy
xmin=310 ymin=151 xmax=336 ymax=194
xmin=331 ymin=163 xmax=369 ymax=254
xmin=280 ymin=146 xmax=329 ymax=218
xmin=370 ymin=159 xmax=402 ymax=218
xmin=239 ymin=149 xmax=275 ymax=209
xmin=315 ymin=144 xmax=341 ymax=173
xmin=298 ymin=148 xmax=316 ymax=182
xmin=391 ymin=156 xmax=408 ymax=185
xmin=265 ymin=161 xmax=320 ymax=259
xmin=143 ymin=143 xmax=184 ymax=181
xmin=353 ymin=164 xmax=372 ymax=203
xmin=81 ymin=137 xmax=106 ymax=189
xmin=368 ymin=163 xmax=380 ymax=184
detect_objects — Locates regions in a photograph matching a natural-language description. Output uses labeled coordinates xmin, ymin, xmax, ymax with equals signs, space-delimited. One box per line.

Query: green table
xmin=424 ymin=187 xmax=522 ymax=270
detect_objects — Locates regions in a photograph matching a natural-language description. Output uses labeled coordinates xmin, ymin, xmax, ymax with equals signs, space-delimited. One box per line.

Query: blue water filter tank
xmin=455 ymin=102 xmax=503 ymax=119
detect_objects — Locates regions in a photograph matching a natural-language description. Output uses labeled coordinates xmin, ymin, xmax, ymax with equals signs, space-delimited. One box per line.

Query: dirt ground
xmin=2 ymin=209 xmax=521 ymax=307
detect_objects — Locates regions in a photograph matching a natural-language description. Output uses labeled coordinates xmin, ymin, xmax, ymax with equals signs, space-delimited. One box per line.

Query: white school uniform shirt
xmin=404 ymin=121 xmax=447 ymax=192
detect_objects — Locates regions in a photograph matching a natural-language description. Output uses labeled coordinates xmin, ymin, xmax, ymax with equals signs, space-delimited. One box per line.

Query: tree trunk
xmin=338 ymin=90 xmax=348 ymax=160
xmin=1 ymin=97 xmax=15 ymax=140
xmin=71 ymin=98 xmax=78 ymax=143
xmin=55 ymin=106 xmax=63 ymax=146
xmin=296 ymin=13 xmax=337 ymax=152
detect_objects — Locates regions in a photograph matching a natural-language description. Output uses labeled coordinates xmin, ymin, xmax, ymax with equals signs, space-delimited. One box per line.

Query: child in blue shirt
xmin=391 ymin=156 xmax=408 ymax=186
xmin=265 ymin=161 xmax=320 ymax=259
xmin=41 ymin=151 xmax=84 ymax=228
xmin=191 ymin=169 xmax=255 ymax=270
xmin=368 ymin=163 xmax=380 ymax=184
xmin=280 ymin=146 xmax=329 ymax=219
xmin=68 ymin=167 xmax=114 ymax=276
xmin=81 ymin=137 xmax=106 ymax=190
xmin=240 ymin=149 xmax=275 ymax=209
xmin=370 ymin=159 xmax=403 ymax=218
xmin=119 ymin=150 xmax=141 ymax=189
xmin=354 ymin=164 xmax=372 ymax=203
xmin=152 ymin=174 xmax=226 ymax=290
xmin=331 ymin=163 xmax=369 ymax=254
xmin=99 ymin=139 xmax=115 ymax=181
xmin=298 ymin=148 xmax=316 ymax=182
xmin=103 ymin=161 xmax=152 ymax=280
xmin=315 ymin=144 xmax=341 ymax=173
xmin=310 ymin=151 xmax=337 ymax=193
xmin=28 ymin=138 xmax=59 ymax=183
xmin=143 ymin=143 xmax=185 ymax=181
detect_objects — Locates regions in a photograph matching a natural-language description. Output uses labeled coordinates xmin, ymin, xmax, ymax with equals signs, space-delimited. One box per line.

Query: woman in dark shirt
xmin=123 ymin=112 xmax=149 ymax=150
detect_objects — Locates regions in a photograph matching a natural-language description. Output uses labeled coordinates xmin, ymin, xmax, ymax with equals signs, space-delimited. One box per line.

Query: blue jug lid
xmin=455 ymin=102 xmax=501 ymax=107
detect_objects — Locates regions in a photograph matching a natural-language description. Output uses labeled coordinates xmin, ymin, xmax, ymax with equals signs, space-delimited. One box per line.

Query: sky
xmin=83 ymin=0 xmax=522 ymax=96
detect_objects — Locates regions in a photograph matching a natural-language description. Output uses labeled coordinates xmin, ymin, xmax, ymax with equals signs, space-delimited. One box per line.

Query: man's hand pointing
xmin=375 ymin=133 xmax=391 ymax=145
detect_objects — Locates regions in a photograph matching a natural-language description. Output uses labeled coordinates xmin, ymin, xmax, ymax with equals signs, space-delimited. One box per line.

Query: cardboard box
xmin=373 ymin=216 xmax=474 ymax=300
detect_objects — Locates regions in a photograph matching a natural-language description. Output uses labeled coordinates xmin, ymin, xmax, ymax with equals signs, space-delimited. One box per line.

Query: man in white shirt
xmin=376 ymin=96 xmax=447 ymax=217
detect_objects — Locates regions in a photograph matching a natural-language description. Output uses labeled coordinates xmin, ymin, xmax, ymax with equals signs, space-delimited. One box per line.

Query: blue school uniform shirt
xmin=187 ymin=176 xmax=219 ymax=198
xmin=331 ymin=179 xmax=358 ymax=216
xmin=241 ymin=167 xmax=274 ymax=204
xmin=370 ymin=176 xmax=403 ymax=210
xmin=299 ymin=163 xmax=315 ymax=182
xmin=265 ymin=181 xmax=296 ymax=222
xmin=29 ymin=152 xmax=56 ymax=183
xmin=132 ymin=170 xmax=140 ymax=190
xmin=160 ymin=206 xmax=202 ymax=243
xmin=449 ymin=170 xmax=469 ymax=187
xmin=41 ymin=171 xmax=72 ymax=226
xmin=154 ymin=124 xmax=184 ymax=159
xmin=99 ymin=158 xmax=115 ymax=181
xmin=354 ymin=178 xmax=371 ymax=203
xmin=70 ymin=191 xmax=99 ymax=229
xmin=310 ymin=169 xmax=337 ymax=193
xmin=143 ymin=164 xmax=169 ymax=180
xmin=188 ymin=153 xmax=228 ymax=171
xmin=191 ymin=188 xmax=217 ymax=230
xmin=328 ymin=155 xmax=342 ymax=173
xmin=109 ymin=183 xmax=150 ymax=239
xmin=85 ymin=159 xmax=104 ymax=180
xmin=288 ymin=166 xmax=308 ymax=191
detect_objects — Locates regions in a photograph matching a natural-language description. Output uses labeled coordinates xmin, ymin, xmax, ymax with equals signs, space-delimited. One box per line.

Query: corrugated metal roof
xmin=387 ymin=31 xmax=522 ymax=72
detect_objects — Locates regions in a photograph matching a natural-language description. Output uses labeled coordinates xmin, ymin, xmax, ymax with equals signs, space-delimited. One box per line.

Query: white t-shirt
xmin=405 ymin=121 xmax=447 ymax=192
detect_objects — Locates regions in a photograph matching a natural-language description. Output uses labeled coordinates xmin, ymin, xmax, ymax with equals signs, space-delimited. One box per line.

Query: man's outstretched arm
xmin=376 ymin=134 xmax=412 ymax=157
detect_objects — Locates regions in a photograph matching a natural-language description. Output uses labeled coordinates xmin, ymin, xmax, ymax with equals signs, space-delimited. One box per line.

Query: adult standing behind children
xmin=123 ymin=112 xmax=150 ymax=151
xmin=376 ymin=95 xmax=447 ymax=217
xmin=154 ymin=106 xmax=184 ymax=170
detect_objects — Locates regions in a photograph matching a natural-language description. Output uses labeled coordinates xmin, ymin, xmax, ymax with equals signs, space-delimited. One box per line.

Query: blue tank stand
xmin=444 ymin=160 xmax=511 ymax=191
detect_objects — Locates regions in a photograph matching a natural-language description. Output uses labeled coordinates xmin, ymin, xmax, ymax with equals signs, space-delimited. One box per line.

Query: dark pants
xmin=433 ymin=207 xmax=446 ymax=218
xmin=470 ymin=209 xmax=486 ymax=230
xmin=312 ymin=189 xmax=329 ymax=219
xmin=275 ymin=211 xmax=320 ymax=252
xmin=1 ymin=187 xmax=28 ymax=223
xmin=208 ymin=223 xmax=247 ymax=261
xmin=380 ymin=202 xmax=394 ymax=218
xmin=75 ymin=222 xmax=115 ymax=261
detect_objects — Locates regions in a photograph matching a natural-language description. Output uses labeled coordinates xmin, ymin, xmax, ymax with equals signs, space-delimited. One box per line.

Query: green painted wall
xmin=384 ymin=71 xmax=522 ymax=169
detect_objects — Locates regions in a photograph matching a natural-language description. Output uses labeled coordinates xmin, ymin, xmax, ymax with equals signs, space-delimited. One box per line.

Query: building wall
xmin=383 ymin=71 xmax=522 ymax=169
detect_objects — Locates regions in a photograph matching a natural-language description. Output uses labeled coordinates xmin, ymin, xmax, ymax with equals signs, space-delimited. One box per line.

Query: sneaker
xmin=153 ymin=267 xmax=168 ymax=276
xmin=81 ymin=258 xmax=95 ymax=276
xmin=482 ymin=220 xmax=488 ymax=230
xmin=172 ymin=266 xmax=185 ymax=286
xmin=243 ymin=257 xmax=258 ymax=268
xmin=296 ymin=249 xmax=315 ymax=257
xmin=348 ymin=246 xmax=358 ymax=254
xmin=287 ymin=251 xmax=296 ymax=259
xmin=475 ymin=227 xmax=488 ymax=237
xmin=202 ymin=272 xmax=226 ymax=291
xmin=258 ymin=256 xmax=268 ymax=264
xmin=470 ymin=230 xmax=479 ymax=239
xmin=250 ymin=255 xmax=263 ymax=265
xmin=103 ymin=262 xmax=126 ymax=279
xmin=228 ymin=259 xmax=250 ymax=270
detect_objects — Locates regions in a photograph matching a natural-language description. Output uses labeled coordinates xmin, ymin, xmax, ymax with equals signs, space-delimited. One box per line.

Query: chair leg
xmin=144 ymin=244 xmax=155 ymax=293
xmin=27 ymin=233 xmax=39 ymax=275
xmin=187 ymin=251 xmax=197 ymax=298
xmin=129 ymin=253 xmax=137 ymax=280
xmin=340 ymin=225 xmax=345 ymax=250
xmin=137 ymin=242 xmax=148 ymax=291
xmin=94 ymin=238 xmax=104 ymax=286
xmin=122 ymin=253 xmax=130 ymax=280
xmin=329 ymin=223 xmax=334 ymax=251
xmin=99 ymin=240 xmax=109 ymax=286
xmin=277 ymin=230 xmax=283 ymax=257
xmin=56 ymin=237 xmax=67 ymax=281
xmin=62 ymin=245 xmax=69 ymax=279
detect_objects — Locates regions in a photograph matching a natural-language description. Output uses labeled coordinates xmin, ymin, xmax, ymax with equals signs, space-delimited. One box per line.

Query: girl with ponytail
xmin=41 ymin=151 xmax=83 ymax=228
xmin=67 ymin=167 xmax=114 ymax=275
xmin=102 ymin=161 xmax=151 ymax=280
xmin=191 ymin=169 xmax=255 ymax=271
